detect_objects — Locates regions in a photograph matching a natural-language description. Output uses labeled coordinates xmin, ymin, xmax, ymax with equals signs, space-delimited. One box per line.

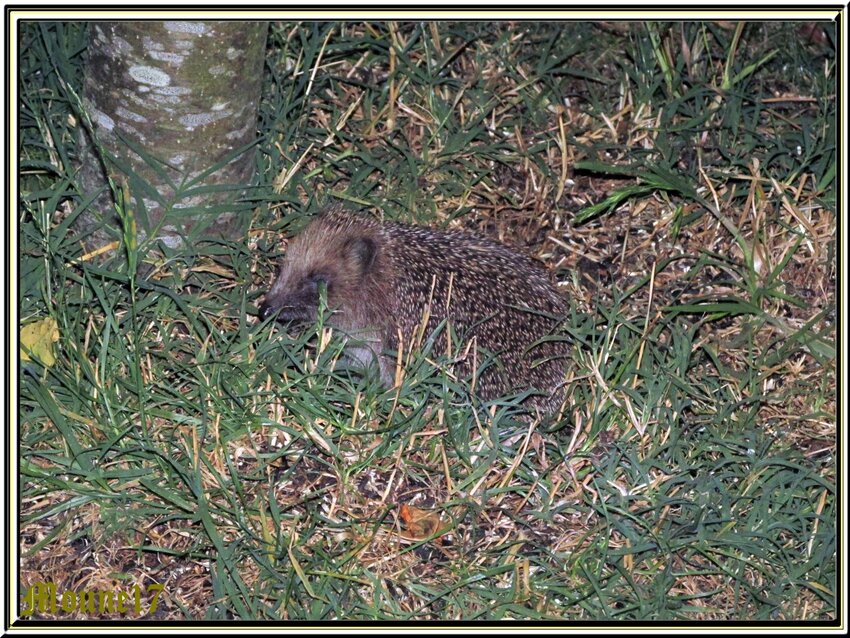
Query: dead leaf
xmin=398 ymin=504 xmax=449 ymax=541
xmin=20 ymin=317 xmax=59 ymax=367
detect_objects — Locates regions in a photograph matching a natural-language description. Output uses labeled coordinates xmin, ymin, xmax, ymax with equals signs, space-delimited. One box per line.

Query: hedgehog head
xmin=259 ymin=211 xmax=388 ymax=331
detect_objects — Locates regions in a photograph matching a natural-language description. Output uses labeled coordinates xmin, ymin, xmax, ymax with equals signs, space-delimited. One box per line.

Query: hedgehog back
xmin=380 ymin=220 xmax=569 ymax=409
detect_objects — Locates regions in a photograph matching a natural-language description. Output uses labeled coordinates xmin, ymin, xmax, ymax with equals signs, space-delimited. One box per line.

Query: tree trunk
xmin=76 ymin=20 xmax=269 ymax=249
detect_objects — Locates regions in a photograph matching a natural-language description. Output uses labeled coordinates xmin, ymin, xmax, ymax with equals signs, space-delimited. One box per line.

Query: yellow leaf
xmin=20 ymin=317 xmax=59 ymax=367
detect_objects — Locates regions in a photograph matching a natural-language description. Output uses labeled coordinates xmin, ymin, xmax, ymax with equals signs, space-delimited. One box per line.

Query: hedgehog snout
xmin=259 ymin=281 xmax=322 ymax=323
xmin=259 ymin=298 xmax=278 ymax=321
xmin=259 ymin=297 xmax=318 ymax=324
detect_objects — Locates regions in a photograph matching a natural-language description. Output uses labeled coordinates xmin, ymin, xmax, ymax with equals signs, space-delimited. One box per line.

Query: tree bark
xmin=76 ymin=20 xmax=269 ymax=248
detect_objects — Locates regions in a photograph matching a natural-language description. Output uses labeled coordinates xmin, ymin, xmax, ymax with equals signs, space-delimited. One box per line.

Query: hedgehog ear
xmin=344 ymin=237 xmax=378 ymax=276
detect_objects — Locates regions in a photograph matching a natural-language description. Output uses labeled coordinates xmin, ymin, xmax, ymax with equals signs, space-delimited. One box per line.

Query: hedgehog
xmin=259 ymin=206 xmax=571 ymax=416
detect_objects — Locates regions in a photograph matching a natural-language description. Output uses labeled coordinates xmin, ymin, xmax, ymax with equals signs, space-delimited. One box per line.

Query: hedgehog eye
xmin=308 ymin=272 xmax=329 ymax=292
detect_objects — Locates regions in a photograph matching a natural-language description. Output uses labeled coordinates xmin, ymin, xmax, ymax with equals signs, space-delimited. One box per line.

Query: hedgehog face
xmin=259 ymin=267 xmax=330 ymax=323
xmin=259 ymin=230 xmax=379 ymax=326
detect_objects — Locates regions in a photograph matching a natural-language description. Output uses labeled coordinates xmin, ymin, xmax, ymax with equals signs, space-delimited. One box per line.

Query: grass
xmin=17 ymin=19 xmax=837 ymax=622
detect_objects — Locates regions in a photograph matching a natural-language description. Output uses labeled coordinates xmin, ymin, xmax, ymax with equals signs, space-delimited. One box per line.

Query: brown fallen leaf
xmin=398 ymin=503 xmax=450 ymax=542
